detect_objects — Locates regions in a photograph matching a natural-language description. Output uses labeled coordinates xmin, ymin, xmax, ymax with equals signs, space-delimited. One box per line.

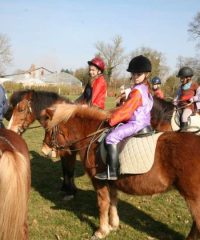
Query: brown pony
xmin=0 ymin=129 xmax=30 ymax=240
xmin=7 ymin=89 xmax=77 ymax=200
xmin=7 ymin=91 xmax=174 ymax=201
xmin=42 ymin=102 xmax=200 ymax=240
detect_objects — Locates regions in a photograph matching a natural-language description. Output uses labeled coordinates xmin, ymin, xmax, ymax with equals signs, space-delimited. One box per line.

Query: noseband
xmin=48 ymin=125 xmax=69 ymax=150
xmin=47 ymin=122 xmax=108 ymax=151
xmin=15 ymin=100 xmax=33 ymax=133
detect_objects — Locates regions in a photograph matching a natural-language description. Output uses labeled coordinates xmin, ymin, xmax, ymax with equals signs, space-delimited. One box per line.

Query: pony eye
xmin=59 ymin=130 xmax=64 ymax=136
xmin=18 ymin=106 xmax=25 ymax=112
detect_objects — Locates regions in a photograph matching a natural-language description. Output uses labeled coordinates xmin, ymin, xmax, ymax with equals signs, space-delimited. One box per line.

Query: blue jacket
xmin=0 ymin=85 xmax=8 ymax=121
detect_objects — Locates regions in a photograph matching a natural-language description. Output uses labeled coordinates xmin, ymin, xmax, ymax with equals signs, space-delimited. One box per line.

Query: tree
xmin=95 ymin=35 xmax=126 ymax=83
xmin=130 ymin=47 xmax=169 ymax=80
xmin=74 ymin=67 xmax=90 ymax=86
xmin=176 ymin=56 xmax=200 ymax=79
xmin=0 ymin=34 xmax=12 ymax=75
xmin=188 ymin=12 xmax=200 ymax=47
xmin=61 ymin=68 xmax=73 ymax=74
xmin=163 ymin=75 xmax=179 ymax=98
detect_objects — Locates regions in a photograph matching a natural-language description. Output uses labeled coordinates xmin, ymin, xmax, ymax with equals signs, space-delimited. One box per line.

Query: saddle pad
xmin=171 ymin=111 xmax=200 ymax=132
xmin=119 ymin=133 xmax=162 ymax=174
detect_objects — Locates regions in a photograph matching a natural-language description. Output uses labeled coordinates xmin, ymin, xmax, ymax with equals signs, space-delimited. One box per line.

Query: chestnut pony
xmin=0 ymin=129 xmax=30 ymax=240
xmin=7 ymin=90 xmax=79 ymax=200
xmin=7 ymin=91 xmax=174 ymax=200
xmin=43 ymin=103 xmax=200 ymax=240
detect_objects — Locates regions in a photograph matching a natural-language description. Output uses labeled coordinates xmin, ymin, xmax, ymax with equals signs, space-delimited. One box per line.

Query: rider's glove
xmin=173 ymin=99 xmax=178 ymax=106
xmin=191 ymin=96 xmax=199 ymax=102
xmin=189 ymin=97 xmax=194 ymax=103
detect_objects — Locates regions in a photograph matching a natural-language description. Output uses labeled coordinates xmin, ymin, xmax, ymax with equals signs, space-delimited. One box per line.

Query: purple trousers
xmin=106 ymin=122 xmax=145 ymax=144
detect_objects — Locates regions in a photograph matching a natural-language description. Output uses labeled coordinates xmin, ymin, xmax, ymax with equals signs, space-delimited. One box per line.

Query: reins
xmin=174 ymin=102 xmax=193 ymax=110
xmin=27 ymin=125 xmax=42 ymax=130
xmin=49 ymin=120 xmax=109 ymax=152
xmin=71 ymin=127 xmax=108 ymax=146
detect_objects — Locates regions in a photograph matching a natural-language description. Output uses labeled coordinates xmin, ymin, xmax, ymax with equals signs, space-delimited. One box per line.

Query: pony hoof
xmin=62 ymin=195 xmax=74 ymax=201
xmin=90 ymin=235 xmax=100 ymax=240
xmin=93 ymin=229 xmax=110 ymax=239
xmin=109 ymin=225 xmax=119 ymax=231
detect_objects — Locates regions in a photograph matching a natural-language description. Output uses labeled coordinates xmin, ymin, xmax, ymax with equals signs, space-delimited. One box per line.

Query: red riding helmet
xmin=88 ymin=57 xmax=105 ymax=72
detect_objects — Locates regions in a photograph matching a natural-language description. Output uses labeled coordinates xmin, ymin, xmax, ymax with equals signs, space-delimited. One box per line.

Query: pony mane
xmin=152 ymin=96 xmax=174 ymax=121
xmin=10 ymin=89 xmax=71 ymax=106
xmin=10 ymin=89 xmax=72 ymax=119
xmin=9 ymin=89 xmax=32 ymax=107
xmin=48 ymin=103 xmax=110 ymax=129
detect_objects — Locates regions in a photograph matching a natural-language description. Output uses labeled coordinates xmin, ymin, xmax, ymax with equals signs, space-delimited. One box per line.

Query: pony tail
xmin=0 ymin=150 xmax=30 ymax=240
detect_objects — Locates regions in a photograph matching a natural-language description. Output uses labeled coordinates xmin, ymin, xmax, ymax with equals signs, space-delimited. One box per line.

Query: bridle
xmin=13 ymin=99 xmax=40 ymax=133
xmin=46 ymin=121 xmax=108 ymax=152
xmin=14 ymin=99 xmax=32 ymax=133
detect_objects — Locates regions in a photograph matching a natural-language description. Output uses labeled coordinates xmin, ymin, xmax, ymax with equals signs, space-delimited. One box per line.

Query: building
xmin=0 ymin=65 xmax=82 ymax=87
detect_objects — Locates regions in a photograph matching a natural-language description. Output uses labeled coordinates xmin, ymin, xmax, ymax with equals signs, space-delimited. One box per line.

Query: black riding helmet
xmin=127 ymin=55 xmax=152 ymax=73
xmin=177 ymin=67 xmax=193 ymax=78
xmin=151 ymin=76 xmax=161 ymax=85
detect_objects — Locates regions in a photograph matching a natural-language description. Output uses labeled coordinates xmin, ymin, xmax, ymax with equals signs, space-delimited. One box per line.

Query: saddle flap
xmin=97 ymin=130 xmax=162 ymax=174
xmin=119 ymin=133 xmax=162 ymax=174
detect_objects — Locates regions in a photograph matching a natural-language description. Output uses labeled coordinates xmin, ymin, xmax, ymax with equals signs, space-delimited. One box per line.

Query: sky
xmin=0 ymin=0 xmax=199 ymax=75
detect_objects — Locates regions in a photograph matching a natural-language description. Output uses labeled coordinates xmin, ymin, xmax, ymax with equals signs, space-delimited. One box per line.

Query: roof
xmin=0 ymin=67 xmax=54 ymax=78
xmin=43 ymin=72 xmax=82 ymax=86
xmin=0 ymin=68 xmax=82 ymax=86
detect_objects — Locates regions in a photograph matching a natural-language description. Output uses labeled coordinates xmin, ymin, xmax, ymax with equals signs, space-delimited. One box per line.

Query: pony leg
xmin=109 ymin=185 xmax=119 ymax=231
xmin=186 ymin=199 xmax=200 ymax=240
xmin=94 ymin=184 xmax=111 ymax=239
xmin=60 ymin=151 xmax=77 ymax=200
xmin=186 ymin=222 xmax=200 ymax=240
xmin=23 ymin=221 xmax=29 ymax=240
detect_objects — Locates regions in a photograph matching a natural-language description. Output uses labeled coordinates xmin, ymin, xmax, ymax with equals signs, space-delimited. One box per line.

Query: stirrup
xmin=95 ymin=171 xmax=108 ymax=180
xmin=95 ymin=167 xmax=118 ymax=181
xmin=107 ymin=166 xmax=118 ymax=180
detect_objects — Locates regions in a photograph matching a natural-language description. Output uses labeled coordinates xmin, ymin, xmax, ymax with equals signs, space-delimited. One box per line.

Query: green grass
xmin=5 ymin=97 xmax=192 ymax=240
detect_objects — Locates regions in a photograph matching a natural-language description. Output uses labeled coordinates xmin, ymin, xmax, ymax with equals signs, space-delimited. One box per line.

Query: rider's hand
xmin=116 ymin=92 xmax=126 ymax=106
xmin=191 ymin=96 xmax=198 ymax=102
xmin=189 ymin=97 xmax=194 ymax=103
xmin=82 ymin=104 xmax=88 ymax=108
xmin=173 ymin=99 xmax=178 ymax=106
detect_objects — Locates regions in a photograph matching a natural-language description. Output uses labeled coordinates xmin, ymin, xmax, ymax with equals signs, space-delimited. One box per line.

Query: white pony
xmin=171 ymin=110 xmax=200 ymax=132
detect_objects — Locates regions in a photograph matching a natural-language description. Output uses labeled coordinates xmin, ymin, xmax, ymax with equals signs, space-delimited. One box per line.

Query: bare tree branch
xmin=0 ymin=33 xmax=12 ymax=74
xmin=188 ymin=12 xmax=200 ymax=47
xmin=95 ymin=35 xmax=126 ymax=82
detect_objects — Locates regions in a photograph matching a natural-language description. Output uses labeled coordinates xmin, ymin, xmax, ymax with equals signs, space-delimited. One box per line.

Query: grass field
xmin=6 ymin=96 xmax=192 ymax=240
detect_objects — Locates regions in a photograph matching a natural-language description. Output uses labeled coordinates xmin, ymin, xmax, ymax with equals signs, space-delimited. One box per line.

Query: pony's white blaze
xmin=7 ymin=114 xmax=18 ymax=132
xmin=41 ymin=143 xmax=57 ymax=158
xmin=7 ymin=114 xmax=22 ymax=133
xmin=7 ymin=114 xmax=13 ymax=129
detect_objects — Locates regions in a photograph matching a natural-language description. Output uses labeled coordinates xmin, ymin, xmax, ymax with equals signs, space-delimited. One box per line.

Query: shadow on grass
xmin=30 ymin=150 xmax=84 ymax=196
xmin=30 ymin=151 xmax=185 ymax=240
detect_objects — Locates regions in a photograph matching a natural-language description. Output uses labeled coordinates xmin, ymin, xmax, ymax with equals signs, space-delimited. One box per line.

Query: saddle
xmin=134 ymin=126 xmax=155 ymax=137
xmin=97 ymin=126 xmax=159 ymax=174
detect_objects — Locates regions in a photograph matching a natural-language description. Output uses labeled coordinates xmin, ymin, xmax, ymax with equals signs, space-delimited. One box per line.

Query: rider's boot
xmin=180 ymin=122 xmax=188 ymax=131
xmin=95 ymin=144 xmax=119 ymax=181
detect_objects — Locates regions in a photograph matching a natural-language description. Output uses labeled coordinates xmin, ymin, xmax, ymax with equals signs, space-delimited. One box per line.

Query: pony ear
xmin=25 ymin=91 xmax=34 ymax=101
xmin=46 ymin=108 xmax=55 ymax=120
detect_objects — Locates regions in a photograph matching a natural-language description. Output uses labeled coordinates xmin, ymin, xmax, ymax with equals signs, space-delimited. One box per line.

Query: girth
xmin=134 ymin=125 xmax=155 ymax=137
